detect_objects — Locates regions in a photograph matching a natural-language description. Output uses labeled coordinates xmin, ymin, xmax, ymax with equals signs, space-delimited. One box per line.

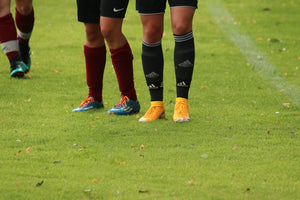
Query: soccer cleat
xmin=72 ymin=97 xmax=104 ymax=112
xmin=139 ymin=101 xmax=165 ymax=122
xmin=107 ymin=96 xmax=140 ymax=115
xmin=10 ymin=61 xmax=27 ymax=78
xmin=19 ymin=42 xmax=31 ymax=73
xmin=173 ymin=97 xmax=190 ymax=122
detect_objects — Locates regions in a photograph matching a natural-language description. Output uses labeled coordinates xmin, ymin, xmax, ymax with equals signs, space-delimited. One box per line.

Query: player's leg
xmin=100 ymin=0 xmax=140 ymax=115
xmin=170 ymin=1 xmax=197 ymax=122
xmin=138 ymin=14 xmax=166 ymax=122
xmin=137 ymin=0 xmax=166 ymax=121
xmin=15 ymin=0 xmax=34 ymax=72
xmin=73 ymin=0 xmax=105 ymax=112
xmin=0 ymin=0 xmax=26 ymax=78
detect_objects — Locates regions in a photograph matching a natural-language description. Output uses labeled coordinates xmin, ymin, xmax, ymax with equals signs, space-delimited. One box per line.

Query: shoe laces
xmin=80 ymin=97 xmax=94 ymax=107
xmin=145 ymin=106 xmax=163 ymax=117
xmin=116 ymin=96 xmax=130 ymax=108
xmin=145 ymin=106 xmax=156 ymax=117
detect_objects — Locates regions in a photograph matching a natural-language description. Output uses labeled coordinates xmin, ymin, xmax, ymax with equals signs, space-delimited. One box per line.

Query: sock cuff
xmin=151 ymin=101 xmax=164 ymax=107
xmin=0 ymin=13 xmax=13 ymax=21
xmin=143 ymin=40 xmax=162 ymax=47
xmin=84 ymin=44 xmax=106 ymax=55
xmin=173 ymin=31 xmax=193 ymax=43
xmin=109 ymin=42 xmax=133 ymax=62
xmin=15 ymin=6 xmax=34 ymax=18
xmin=176 ymin=97 xmax=188 ymax=103
xmin=109 ymin=42 xmax=130 ymax=54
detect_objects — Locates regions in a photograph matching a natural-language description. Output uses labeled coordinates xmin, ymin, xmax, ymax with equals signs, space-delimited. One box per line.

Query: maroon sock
xmin=0 ymin=13 xmax=19 ymax=60
xmin=84 ymin=45 xmax=106 ymax=102
xmin=110 ymin=42 xmax=137 ymax=101
xmin=15 ymin=7 xmax=34 ymax=44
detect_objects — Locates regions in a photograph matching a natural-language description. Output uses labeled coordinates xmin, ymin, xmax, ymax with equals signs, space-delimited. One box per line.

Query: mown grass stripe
xmin=206 ymin=0 xmax=300 ymax=107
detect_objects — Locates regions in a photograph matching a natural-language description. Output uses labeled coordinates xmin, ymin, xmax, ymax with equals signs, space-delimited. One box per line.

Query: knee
xmin=172 ymin=22 xmax=192 ymax=35
xmin=143 ymin=24 xmax=163 ymax=43
xmin=86 ymin=34 xmax=103 ymax=47
xmin=100 ymin=26 xmax=115 ymax=40
xmin=85 ymin=26 xmax=103 ymax=47
xmin=86 ymin=32 xmax=100 ymax=44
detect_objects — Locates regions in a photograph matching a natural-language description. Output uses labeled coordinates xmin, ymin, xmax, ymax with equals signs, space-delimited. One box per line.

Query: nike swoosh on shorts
xmin=113 ymin=8 xmax=124 ymax=12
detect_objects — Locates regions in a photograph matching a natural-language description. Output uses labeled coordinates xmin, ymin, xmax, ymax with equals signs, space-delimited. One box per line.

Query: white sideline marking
xmin=206 ymin=0 xmax=300 ymax=107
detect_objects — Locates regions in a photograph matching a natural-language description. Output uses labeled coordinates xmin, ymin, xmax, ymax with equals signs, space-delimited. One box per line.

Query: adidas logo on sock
xmin=178 ymin=60 xmax=193 ymax=68
xmin=146 ymin=72 xmax=159 ymax=79
xmin=177 ymin=81 xmax=189 ymax=87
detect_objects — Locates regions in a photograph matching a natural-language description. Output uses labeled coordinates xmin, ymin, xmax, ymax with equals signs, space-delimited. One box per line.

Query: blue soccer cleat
xmin=72 ymin=97 xmax=104 ymax=112
xmin=108 ymin=96 xmax=140 ymax=115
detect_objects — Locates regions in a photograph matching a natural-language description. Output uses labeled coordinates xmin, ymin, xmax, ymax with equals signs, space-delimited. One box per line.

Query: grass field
xmin=0 ymin=0 xmax=299 ymax=199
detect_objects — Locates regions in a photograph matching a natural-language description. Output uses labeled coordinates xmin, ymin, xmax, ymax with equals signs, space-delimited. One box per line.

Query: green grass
xmin=0 ymin=0 xmax=299 ymax=199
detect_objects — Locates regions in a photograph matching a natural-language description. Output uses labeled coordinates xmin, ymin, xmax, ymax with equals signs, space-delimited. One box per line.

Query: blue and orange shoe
xmin=108 ymin=96 xmax=140 ymax=115
xmin=72 ymin=97 xmax=104 ymax=112
xmin=10 ymin=61 xmax=27 ymax=78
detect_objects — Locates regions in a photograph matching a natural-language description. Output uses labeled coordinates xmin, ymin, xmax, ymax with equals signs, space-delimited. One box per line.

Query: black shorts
xmin=136 ymin=0 xmax=198 ymax=14
xmin=77 ymin=0 xmax=129 ymax=23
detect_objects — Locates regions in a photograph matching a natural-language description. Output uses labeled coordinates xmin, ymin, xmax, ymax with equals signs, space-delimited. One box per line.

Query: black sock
xmin=9 ymin=56 xmax=22 ymax=70
xmin=174 ymin=31 xmax=195 ymax=99
xmin=142 ymin=41 xmax=164 ymax=101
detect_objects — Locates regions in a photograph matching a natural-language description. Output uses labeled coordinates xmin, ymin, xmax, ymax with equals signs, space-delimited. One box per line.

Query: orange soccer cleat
xmin=173 ymin=97 xmax=190 ymax=122
xmin=139 ymin=101 xmax=165 ymax=122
